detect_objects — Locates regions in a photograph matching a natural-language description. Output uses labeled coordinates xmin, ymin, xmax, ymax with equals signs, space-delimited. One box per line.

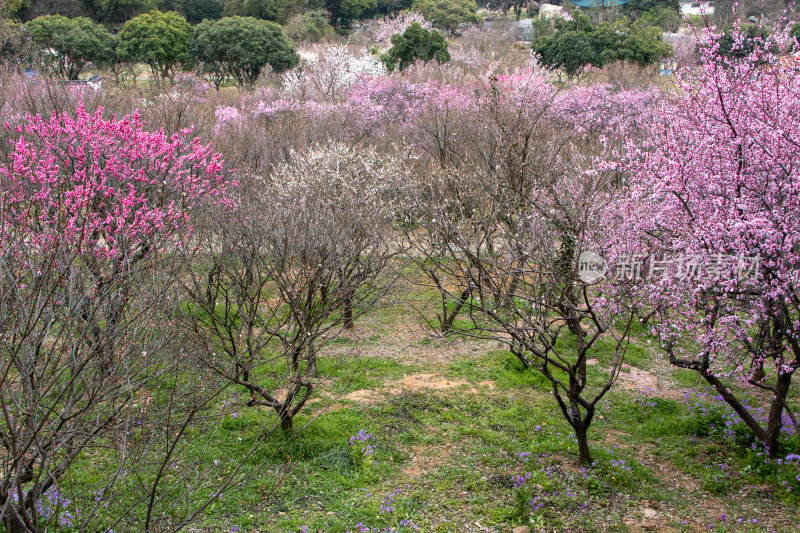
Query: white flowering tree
xmin=184 ymin=144 xmax=405 ymax=432
xmin=282 ymin=44 xmax=387 ymax=102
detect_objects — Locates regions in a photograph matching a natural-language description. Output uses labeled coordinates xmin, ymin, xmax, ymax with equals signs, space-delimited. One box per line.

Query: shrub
xmin=0 ymin=103 xmax=228 ymax=532
xmin=381 ymin=22 xmax=450 ymax=72
xmin=284 ymin=10 xmax=334 ymax=42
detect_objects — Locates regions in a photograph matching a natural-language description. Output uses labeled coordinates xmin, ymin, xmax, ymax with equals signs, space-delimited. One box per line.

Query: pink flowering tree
xmin=617 ymin=24 xmax=800 ymax=455
xmin=0 ymin=105 xmax=227 ymax=532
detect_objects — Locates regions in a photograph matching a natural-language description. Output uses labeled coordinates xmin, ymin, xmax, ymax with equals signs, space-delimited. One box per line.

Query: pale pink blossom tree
xmin=617 ymin=24 xmax=800 ymax=455
xmin=372 ymin=13 xmax=432 ymax=47
xmin=282 ymin=44 xmax=387 ymax=102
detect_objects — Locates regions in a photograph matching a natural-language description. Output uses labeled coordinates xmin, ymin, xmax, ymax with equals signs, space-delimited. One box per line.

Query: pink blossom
xmin=0 ymin=104 xmax=229 ymax=261
xmin=614 ymin=22 xmax=800 ymax=452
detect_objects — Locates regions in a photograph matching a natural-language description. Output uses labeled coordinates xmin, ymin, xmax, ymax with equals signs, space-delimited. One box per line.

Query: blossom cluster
xmin=349 ymin=429 xmax=376 ymax=470
xmin=1 ymin=104 xmax=227 ymax=261
xmin=283 ymin=44 xmax=387 ymax=101
xmin=9 ymin=487 xmax=78 ymax=529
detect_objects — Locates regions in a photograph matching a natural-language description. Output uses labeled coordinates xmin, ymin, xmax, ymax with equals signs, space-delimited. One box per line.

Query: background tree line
xmin=0 ymin=1 xmax=677 ymax=87
xmin=0 ymin=10 xmax=299 ymax=82
xmin=3 ymin=0 xmax=788 ymax=85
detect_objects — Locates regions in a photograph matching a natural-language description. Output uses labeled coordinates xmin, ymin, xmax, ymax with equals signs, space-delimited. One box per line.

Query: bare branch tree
xmin=403 ymin=75 xmax=637 ymax=464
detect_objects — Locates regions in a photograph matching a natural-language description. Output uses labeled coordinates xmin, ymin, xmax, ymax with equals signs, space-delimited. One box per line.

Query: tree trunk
xmin=279 ymin=409 xmax=293 ymax=434
xmin=441 ymin=287 xmax=470 ymax=333
xmin=764 ymin=370 xmax=792 ymax=455
xmin=570 ymin=362 xmax=592 ymax=464
xmin=306 ymin=340 xmax=317 ymax=378
xmin=343 ymin=294 xmax=354 ymax=329
xmin=3 ymin=507 xmax=32 ymax=533
xmin=696 ymin=369 xmax=781 ymax=447
xmin=574 ymin=424 xmax=592 ymax=465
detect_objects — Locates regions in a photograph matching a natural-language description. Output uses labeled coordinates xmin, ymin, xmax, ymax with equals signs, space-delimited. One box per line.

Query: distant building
xmin=679 ymin=0 xmax=715 ymax=15
xmin=659 ymin=57 xmax=677 ymax=77
xmin=515 ymin=19 xmax=536 ymax=41
xmin=568 ymin=0 xmax=628 ymax=7
xmin=539 ymin=4 xmax=565 ymax=19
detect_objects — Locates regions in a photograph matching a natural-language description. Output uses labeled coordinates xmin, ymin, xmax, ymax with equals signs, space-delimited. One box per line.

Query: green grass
xmin=44 ymin=289 xmax=800 ymax=533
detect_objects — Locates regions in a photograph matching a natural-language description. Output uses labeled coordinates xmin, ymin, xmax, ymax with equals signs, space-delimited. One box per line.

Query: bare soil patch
xmin=402 ymin=440 xmax=452 ymax=477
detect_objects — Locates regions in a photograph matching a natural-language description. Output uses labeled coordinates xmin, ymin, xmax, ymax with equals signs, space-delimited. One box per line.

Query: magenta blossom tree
xmin=0 ymin=104 xmax=227 ymax=532
xmin=617 ymin=24 xmax=800 ymax=455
